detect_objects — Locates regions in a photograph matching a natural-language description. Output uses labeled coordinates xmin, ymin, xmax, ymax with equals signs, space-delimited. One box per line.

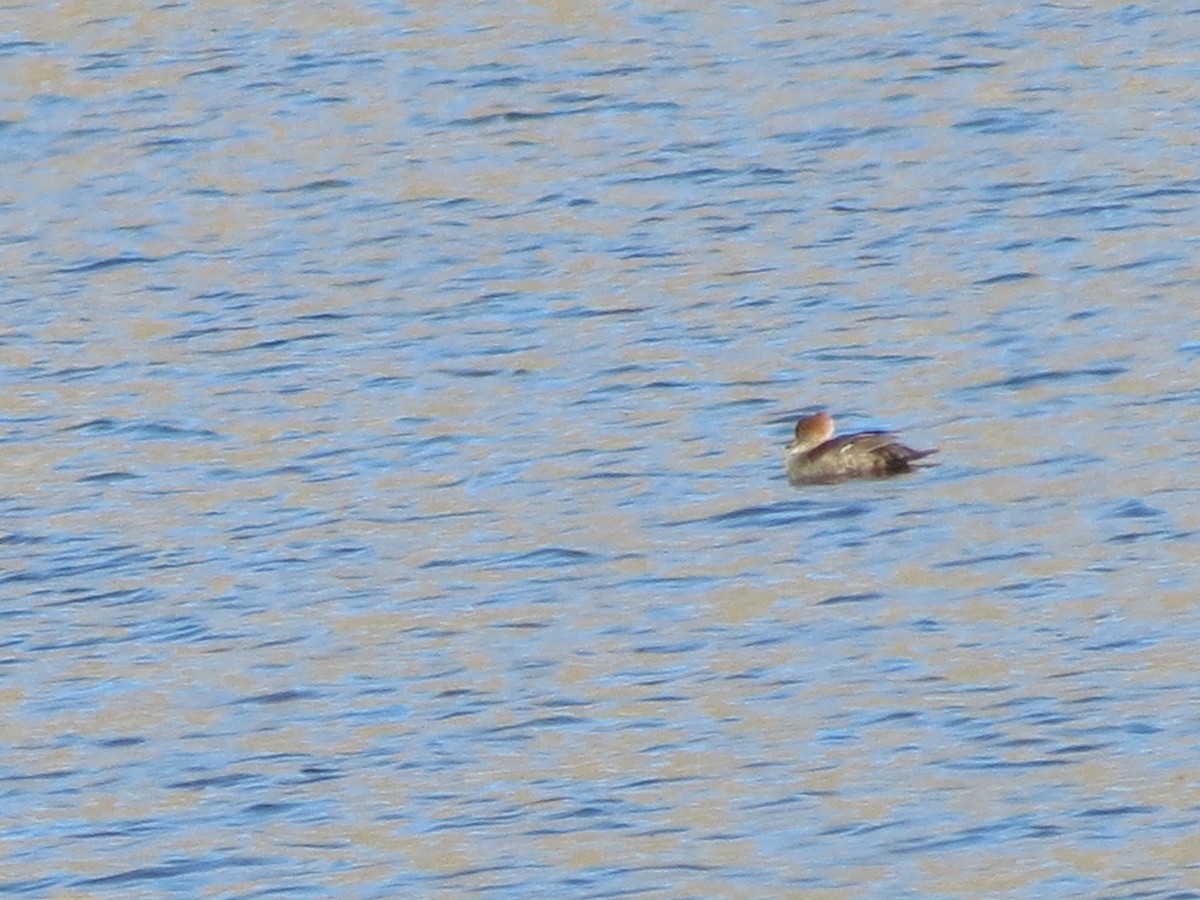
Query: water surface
xmin=3 ymin=2 xmax=1200 ymax=897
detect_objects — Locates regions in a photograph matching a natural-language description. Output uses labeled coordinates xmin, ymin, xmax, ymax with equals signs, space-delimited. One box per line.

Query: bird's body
xmin=785 ymin=411 xmax=937 ymax=485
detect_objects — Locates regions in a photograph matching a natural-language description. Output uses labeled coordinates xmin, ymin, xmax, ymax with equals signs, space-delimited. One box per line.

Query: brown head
xmin=789 ymin=411 xmax=836 ymax=454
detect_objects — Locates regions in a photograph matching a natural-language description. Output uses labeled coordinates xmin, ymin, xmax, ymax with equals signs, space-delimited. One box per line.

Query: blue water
xmin=3 ymin=3 xmax=1200 ymax=897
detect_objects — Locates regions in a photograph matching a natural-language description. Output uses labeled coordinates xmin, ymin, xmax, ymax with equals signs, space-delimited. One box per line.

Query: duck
xmin=786 ymin=411 xmax=937 ymax=485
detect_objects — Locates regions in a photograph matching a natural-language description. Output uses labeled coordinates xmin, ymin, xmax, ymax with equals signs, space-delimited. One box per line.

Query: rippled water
xmin=4 ymin=2 xmax=1200 ymax=897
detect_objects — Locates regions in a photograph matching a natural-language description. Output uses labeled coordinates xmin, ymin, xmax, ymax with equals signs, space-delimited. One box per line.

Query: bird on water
xmin=785 ymin=411 xmax=937 ymax=485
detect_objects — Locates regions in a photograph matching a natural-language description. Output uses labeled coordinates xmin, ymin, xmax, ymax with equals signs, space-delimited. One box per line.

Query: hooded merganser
xmin=786 ymin=411 xmax=937 ymax=485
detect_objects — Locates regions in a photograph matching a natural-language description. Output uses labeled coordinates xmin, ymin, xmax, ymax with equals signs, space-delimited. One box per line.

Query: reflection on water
xmin=4 ymin=2 xmax=1200 ymax=896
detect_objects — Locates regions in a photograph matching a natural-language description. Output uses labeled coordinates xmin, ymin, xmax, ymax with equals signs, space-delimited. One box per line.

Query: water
xmin=3 ymin=2 xmax=1200 ymax=897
